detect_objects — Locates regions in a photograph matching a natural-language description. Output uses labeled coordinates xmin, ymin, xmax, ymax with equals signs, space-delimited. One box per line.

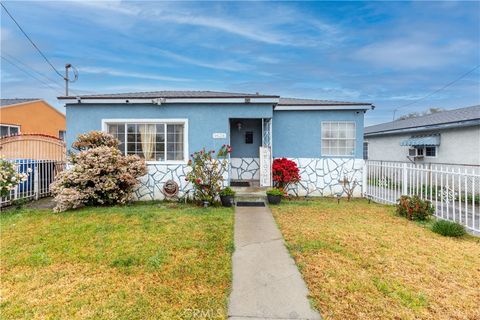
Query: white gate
xmin=365 ymin=160 xmax=480 ymax=234
xmin=0 ymin=134 xmax=66 ymax=207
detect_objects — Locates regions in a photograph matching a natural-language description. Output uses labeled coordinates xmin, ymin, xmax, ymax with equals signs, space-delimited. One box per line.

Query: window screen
xmin=107 ymin=122 xmax=184 ymax=161
xmin=321 ymin=121 xmax=356 ymax=156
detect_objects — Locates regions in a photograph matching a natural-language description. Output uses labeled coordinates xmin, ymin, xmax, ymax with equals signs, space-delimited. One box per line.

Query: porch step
xmin=231 ymin=186 xmax=269 ymax=195
xmin=235 ymin=195 xmax=266 ymax=202
xmin=232 ymin=185 xmax=268 ymax=205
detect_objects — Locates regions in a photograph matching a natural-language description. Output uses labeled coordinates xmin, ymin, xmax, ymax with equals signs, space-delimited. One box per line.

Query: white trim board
xmin=101 ymin=118 xmax=189 ymax=165
xmin=61 ymin=97 xmax=279 ymax=104
xmin=275 ymin=105 xmax=372 ymax=111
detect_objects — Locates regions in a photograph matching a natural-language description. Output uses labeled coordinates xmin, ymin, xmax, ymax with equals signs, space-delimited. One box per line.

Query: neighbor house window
xmin=321 ymin=121 xmax=356 ymax=156
xmin=0 ymin=124 xmax=20 ymax=137
xmin=363 ymin=141 xmax=369 ymax=160
xmin=425 ymin=146 xmax=436 ymax=157
xmin=106 ymin=121 xmax=186 ymax=162
xmin=59 ymin=130 xmax=66 ymax=141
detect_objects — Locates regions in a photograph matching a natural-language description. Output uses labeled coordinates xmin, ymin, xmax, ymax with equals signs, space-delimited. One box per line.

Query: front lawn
xmin=0 ymin=202 xmax=234 ymax=319
xmin=271 ymin=198 xmax=480 ymax=320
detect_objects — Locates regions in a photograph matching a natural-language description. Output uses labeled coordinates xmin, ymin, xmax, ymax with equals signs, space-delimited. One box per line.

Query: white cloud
xmin=61 ymin=1 xmax=341 ymax=47
xmin=150 ymin=12 xmax=286 ymax=45
xmin=79 ymin=66 xmax=191 ymax=82
xmin=354 ymin=38 xmax=476 ymax=69
xmin=153 ymin=49 xmax=251 ymax=72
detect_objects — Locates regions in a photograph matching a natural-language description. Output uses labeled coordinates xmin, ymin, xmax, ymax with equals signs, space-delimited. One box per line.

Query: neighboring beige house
xmin=0 ymin=98 xmax=66 ymax=139
xmin=364 ymin=105 xmax=480 ymax=166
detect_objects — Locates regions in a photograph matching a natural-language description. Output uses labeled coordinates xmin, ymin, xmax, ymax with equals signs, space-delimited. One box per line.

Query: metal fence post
xmin=362 ymin=160 xmax=368 ymax=196
xmin=34 ymin=164 xmax=39 ymax=200
xmin=402 ymin=163 xmax=408 ymax=195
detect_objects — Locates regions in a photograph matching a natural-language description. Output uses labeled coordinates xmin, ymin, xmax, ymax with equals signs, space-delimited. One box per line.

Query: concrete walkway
xmin=228 ymin=206 xmax=321 ymax=320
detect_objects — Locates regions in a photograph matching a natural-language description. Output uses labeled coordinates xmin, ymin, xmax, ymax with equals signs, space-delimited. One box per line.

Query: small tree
xmin=338 ymin=175 xmax=359 ymax=201
xmin=272 ymin=158 xmax=300 ymax=191
xmin=51 ymin=131 xmax=147 ymax=212
xmin=185 ymin=145 xmax=231 ymax=204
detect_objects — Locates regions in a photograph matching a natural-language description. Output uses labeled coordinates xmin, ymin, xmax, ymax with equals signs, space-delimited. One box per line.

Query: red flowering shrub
xmin=272 ymin=158 xmax=300 ymax=190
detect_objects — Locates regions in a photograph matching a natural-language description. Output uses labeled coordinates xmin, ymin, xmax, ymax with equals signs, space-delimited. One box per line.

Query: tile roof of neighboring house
xmin=58 ymin=90 xmax=280 ymax=99
xmin=0 ymin=98 xmax=40 ymax=107
xmin=277 ymin=97 xmax=371 ymax=106
xmin=365 ymin=105 xmax=480 ymax=135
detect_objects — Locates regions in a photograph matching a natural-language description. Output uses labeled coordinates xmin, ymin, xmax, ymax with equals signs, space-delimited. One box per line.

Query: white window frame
xmin=101 ymin=119 xmax=189 ymax=164
xmin=424 ymin=146 xmax=437 ymax=158
xmin=0 ymin=124 xmax=21 ymax=136
xmin=363 ymin=140 xmax=369 ymax=160
xmin=321 ymin=121 xmax=356 ymax=157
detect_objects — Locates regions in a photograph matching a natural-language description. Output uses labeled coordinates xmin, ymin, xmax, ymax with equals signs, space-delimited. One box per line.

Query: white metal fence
xmin=364 ymin=160 xmax=480 ymax=234
xmin=1 ymin=159 xmax=66 ymax=207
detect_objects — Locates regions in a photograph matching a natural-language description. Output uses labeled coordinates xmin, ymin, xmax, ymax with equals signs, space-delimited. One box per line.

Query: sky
xmin=1 ymin=0 xmax=479 ymax=126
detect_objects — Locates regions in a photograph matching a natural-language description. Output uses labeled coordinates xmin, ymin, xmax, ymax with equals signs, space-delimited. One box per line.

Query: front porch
xmin=229 ymin=118 xmax=272 ymax=188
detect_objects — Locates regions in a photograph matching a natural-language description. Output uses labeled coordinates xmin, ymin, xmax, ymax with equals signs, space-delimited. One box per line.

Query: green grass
xmin=0 ymin=202 xmax=234 ymax=319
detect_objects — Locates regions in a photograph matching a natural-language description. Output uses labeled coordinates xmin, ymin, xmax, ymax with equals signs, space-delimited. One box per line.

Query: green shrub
xmin=219 ymin=187 xmax=235 ymax=196
xmin=185 ymin=145 xmax=231 ymax=204
xmin=396 ymin=195 xmax=434 ymax=221
xmin=431 ymin=220 xmax=466 ymax=237
xmin=266 ymin=188 xmax=284 ymax=196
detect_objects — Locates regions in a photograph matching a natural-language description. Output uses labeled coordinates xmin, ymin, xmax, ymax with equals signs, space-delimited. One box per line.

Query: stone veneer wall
xmin=285 ymin=158 xmax=364 ymax=197
xmin=134 ymin=164 xmax=192 ymax=201
xmin=230 ymin=158 xmax=260 ymax=180
xmin=134 ymin=162 xmax=230 ymax=201
xmin=134 ymin=158 xmax=364 ymax=200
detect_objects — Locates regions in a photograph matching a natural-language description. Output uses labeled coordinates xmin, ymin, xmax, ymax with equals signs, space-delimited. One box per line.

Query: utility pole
xmin=65 ymin=63 xmax=71 ymax=96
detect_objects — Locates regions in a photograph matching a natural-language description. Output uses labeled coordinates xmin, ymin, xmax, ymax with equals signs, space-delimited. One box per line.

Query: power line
xmin=1 ymin=2 xmax=65 ymax=79
xmin=393 ymin=64 xmax=480 ymax=120
xmin=3 ymin=53 xmax=65 ymax=88
xmin=1 ymin=55 xmax=64 ymax=95
xmin=3 ymin=53 xmax=82 ymax=96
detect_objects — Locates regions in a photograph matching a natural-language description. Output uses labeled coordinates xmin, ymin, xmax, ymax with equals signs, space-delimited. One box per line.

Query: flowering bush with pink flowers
xmin=51 ymin=131 xmax=147 ymax=212
xmin=71 ymin=131 xmax=119 ymax=151
xmin=185 ymin=144 xmax=232 ymax=204
xmin=0 ymin=158 xmax=30 ymax=197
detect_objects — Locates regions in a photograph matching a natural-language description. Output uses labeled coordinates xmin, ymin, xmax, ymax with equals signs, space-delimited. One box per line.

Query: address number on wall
xmin=212 ymin=132 xmax=227 ymax=139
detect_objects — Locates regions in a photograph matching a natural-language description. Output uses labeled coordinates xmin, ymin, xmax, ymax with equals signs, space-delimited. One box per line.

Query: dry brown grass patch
xmin=272 ymin=198 xmax=480 ymax=320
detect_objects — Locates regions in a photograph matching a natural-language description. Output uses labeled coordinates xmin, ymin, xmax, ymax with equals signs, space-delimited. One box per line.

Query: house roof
xmin=57 ymin=90 xmax=372 ymax=109
xmin=58 ymin=90 xmax=280 ymax=99
xmin=0 ymin=98 xmax=41 ymax=107
xmin=365 ymin=105 xmax=480 ymax=136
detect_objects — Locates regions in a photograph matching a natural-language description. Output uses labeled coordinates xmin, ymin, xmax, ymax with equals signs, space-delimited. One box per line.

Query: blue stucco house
xmin=59 ymin=91 xmax=373 ymax=199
